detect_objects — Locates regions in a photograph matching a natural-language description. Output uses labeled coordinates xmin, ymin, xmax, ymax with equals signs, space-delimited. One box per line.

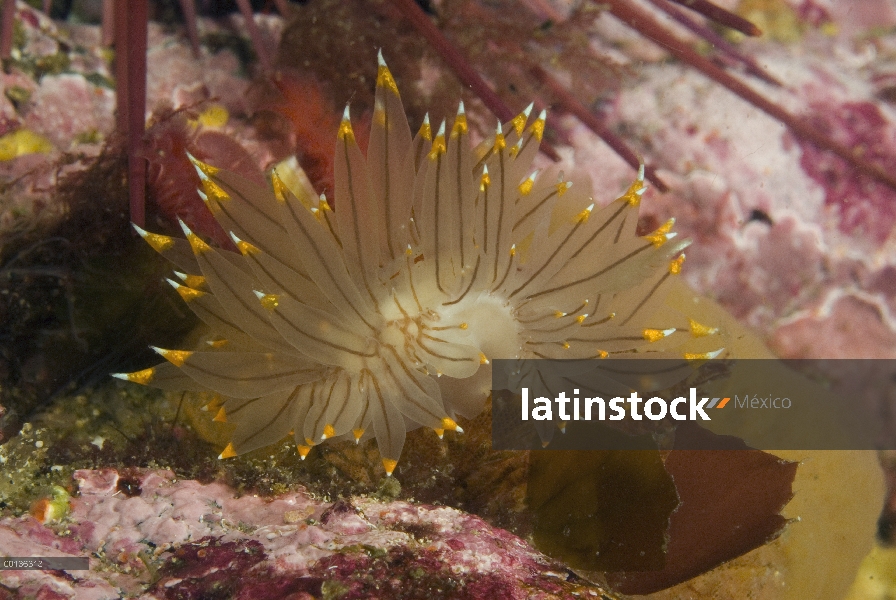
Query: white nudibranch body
xmin=114 ymin=53 xmax=716 ymax=475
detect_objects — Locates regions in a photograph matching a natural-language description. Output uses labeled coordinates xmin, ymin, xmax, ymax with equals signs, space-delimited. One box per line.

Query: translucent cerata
xmin=115 ymin=52 xmax=721 ymax=475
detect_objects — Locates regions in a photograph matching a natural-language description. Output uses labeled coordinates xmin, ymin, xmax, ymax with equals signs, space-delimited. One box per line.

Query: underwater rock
xmin=0 ymin=468 xmax=609 ymax=599
xmin=597 ymin=18 xmax=896 ymax=350
xmin=0 ymin=423 xmax=50 ymax=510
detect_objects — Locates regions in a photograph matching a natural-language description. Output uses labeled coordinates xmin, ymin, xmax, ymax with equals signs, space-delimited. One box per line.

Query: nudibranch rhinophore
xmin=114 ymin=52 xmax=722 ymax=475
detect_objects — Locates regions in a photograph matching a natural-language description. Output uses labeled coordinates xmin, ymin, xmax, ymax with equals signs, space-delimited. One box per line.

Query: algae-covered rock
xmin=0 ymin=422 xmax=52 ymax=511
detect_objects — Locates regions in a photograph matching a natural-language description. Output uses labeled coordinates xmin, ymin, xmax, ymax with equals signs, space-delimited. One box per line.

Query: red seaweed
xmin=647 ymin=0 xmax=782 ymax=86
xmin=606 ymin=423 xmax=796 ymax=594
xmin=177 ymin=0 xmax=201 ymax=58
xmin=263 ymin=71 xmax=341 ymax=197
xmin=235 ymin=0 xmax=272 ymax=73
xmin=0 ymin=0 xmax=16 ymax=58
xmin=388 ymin=0 xmax=562 ymax=162
xmin=110 ymin=1 xmax=150 ymax=229
xmin=669 ymin=0 xmax=762 ymax=36
xmin=531 ymin=64 xmax=669 ymax=191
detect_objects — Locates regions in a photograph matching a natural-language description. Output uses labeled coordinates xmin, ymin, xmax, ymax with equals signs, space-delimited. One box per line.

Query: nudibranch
xmin=114 ymin=52 xmax=721 ymax=475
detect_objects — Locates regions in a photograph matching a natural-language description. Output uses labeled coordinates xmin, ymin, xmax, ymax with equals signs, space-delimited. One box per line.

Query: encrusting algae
xmin=113 ymin=53 xmax=724 ymax=474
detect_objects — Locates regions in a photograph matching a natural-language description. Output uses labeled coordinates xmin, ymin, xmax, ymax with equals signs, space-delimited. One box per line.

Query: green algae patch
xmin=0 ymin=422 xmax=70 ymax=514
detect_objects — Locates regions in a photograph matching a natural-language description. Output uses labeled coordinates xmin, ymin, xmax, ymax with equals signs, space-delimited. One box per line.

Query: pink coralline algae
xmin=577 ymin=8 xmax=896 ymax=358
xmin=20 ymin=73 xmax=115 ymax=149
xmin=796 ymin=99 xmax=896 ymax=244
xmin=0 ymin=469 xmax=599 ymax=599
xmin=0 ymin=7 xmax=273 ymax=237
